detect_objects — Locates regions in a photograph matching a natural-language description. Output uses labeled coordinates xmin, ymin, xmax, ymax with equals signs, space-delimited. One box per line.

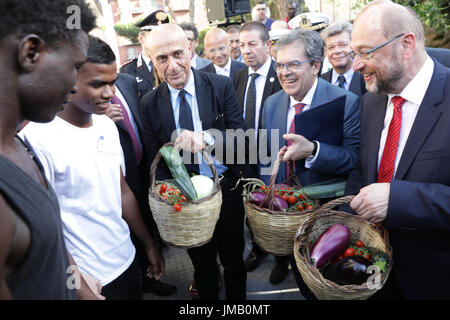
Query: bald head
xmin=355 ymin=0 xmax=425 ymax=48
xmin=204 ymin=28 xmax=231 ymax=68
xmin=146 ymin=24 xmax=191 ymax=89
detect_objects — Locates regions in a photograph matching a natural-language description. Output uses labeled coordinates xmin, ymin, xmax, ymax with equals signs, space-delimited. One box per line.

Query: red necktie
xmin=286 ymin=103 xmax=306 ymax=178
xmin=377 ymin=96 xmax=406 ymax=183
xmin=111 ymin=96 xmax=143 ymax=165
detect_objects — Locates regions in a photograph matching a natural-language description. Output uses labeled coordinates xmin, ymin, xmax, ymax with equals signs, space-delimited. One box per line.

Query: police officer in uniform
xmin=120 ymin=10 xmax=169 ymax=98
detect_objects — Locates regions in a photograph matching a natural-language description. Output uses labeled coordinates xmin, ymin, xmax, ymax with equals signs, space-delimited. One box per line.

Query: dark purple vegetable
xmin=249 ymin=191 xmax=289 ymax=211
xmin=268 ymin=194 xmax=289 ymax=211
xmin=310 ymin=224 xmax=351 ymax=268
xmin=249 ymin=191 xmax=266 ymax=206
xmin=322 ymin=256 xmax=371 ymax=285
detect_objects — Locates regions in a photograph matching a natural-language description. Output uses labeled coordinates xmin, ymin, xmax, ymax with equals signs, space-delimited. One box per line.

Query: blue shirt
xmin=167 ymin=70 xmax=228 ymax=177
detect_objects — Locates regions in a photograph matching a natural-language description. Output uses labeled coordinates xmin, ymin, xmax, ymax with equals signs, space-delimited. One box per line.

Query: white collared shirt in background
xmin=377 ymin=55 xmax=434 ymax=177
xmin=214 ymin=58 xmax=231 ymax=77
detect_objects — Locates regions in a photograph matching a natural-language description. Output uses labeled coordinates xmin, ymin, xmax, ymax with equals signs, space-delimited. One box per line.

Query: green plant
xmin=114 ymin=23 xmax=140 ymax=44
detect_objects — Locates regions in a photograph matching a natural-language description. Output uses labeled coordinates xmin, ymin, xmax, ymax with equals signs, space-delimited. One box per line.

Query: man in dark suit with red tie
xmin=344 ymin=0 xmax=450 ymax=299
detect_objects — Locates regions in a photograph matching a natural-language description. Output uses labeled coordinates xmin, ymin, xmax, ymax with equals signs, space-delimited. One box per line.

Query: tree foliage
xmin=114 ymin=23 xmax=139 ymax=44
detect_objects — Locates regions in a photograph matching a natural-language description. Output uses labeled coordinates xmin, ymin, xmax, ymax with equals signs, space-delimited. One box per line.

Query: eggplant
xmin=322 ymin=256 xmax=372 ymax=285
xmin=249 ymin=191 xmax=288 ymax=211
xmin=310 ymin=224 xmax=351 ymax=268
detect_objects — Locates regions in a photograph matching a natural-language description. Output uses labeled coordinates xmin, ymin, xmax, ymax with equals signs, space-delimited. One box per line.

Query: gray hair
xmin=273 ymin=29 xmax=324 ymax=64
xmin=321 ymin=21 xmax=353 ymax=41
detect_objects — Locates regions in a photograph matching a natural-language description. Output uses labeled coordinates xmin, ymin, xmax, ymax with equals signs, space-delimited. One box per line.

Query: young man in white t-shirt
xmin=20 ymin=36 xmax=164 ymax=300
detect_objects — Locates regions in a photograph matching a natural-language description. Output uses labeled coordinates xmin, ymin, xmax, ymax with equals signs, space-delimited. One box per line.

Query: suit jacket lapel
xmin=237 ymin=68 xmax=249 ymax=112
xmin=136 ymin=59 xmax=154 ymax=84
xmin=367 ymin=95 xmax=388 ymax=183
xmin=395 ymin=62 xmax=446 ymax=180
xmin=193 ymin=69 xmax=214 ymax=129
xmin=157 ymin=83 xmax=177 ymax=139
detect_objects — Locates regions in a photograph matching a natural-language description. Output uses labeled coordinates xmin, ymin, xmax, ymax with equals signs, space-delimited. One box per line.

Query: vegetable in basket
xmin=310 ymin=224 xmax=351 ymax=268
xmin=190 ymin=175 xmax=214 ymax=199
xmin=249 ymin=191 xmax=289 ymax=211
xmin=322 ymin=255 xmax=372 ymax=286
xmin=159 ymin=146 xmax=197 ymax=201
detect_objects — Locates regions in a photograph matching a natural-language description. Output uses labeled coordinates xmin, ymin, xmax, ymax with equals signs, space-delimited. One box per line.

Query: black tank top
xmin=1 ymin=137 xmax=77 ymax=299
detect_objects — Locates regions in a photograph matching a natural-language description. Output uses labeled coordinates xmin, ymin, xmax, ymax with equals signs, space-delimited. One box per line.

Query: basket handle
xmin=149 ymin=141 xmax=220 ymax=192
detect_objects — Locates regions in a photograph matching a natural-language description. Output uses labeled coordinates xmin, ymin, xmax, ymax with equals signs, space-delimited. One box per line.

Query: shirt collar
xmin=331 ymin=67 xmax=354 ymax=85
xmin=167 ymin=69 xmax=195 ymax=99
xmin=289 ymin=77 xmax=318 ymax=107
xmin=214 ymin=58 xmax=231 ymax=74
xmin=141 ymin=53 xmax=152 ymax=71
xmin=248 ymin=56 xmax=272 ymax=78
xmin=388 ymin=55 xmax=434 ymax=106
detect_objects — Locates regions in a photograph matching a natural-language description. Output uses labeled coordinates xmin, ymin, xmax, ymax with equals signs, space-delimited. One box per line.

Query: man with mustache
xmin=320 ymin=21 xmax=367 ymax=97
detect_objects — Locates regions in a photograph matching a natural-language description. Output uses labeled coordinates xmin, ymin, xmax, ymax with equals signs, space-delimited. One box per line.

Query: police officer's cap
xmin=288 ymin=12 xmax=330 ymax=32
xmin=136 ymin=10 xmax=169 ymax=31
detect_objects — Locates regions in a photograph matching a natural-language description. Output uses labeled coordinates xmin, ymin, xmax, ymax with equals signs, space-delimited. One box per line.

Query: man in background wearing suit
xmin=344 ymin=0 xmax=450 ymax=299
xmin=226 ymin=25 xmax=244 ymax=63
xmin=179 ymin=22 xmax=211 ymax=70
xmin=105 ymin=73 xmax=177 ymax=297
xmin=141 ymin=23 xmax=257 ymax=300
xmin=265 ymin=29 xmax=360 ymax=299
xmin=232 ymin=21 xmax=286 ymax=284
xmin=200 ymin=28 xmax=246 ymax=78
xmin=120 ymin=10 xmax=169 ymax=98
xmin=320 ymin=21 xmax=367 ymax=97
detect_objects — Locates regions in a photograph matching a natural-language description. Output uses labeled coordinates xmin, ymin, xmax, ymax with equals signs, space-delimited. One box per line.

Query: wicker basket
xmin=148 ymin=143 xmax=222 ymax=248
xmin=294 ymin=196 xmax=393 ymax=300
xmin=244 ymin=160 xmax=319 ymax=256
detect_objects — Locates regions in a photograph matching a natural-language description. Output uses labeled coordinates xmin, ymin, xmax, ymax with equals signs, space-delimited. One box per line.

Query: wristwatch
xmin=311 ymin=140 xmax=318 ymax=156
xmin=202 ymin=131 xmax=215 ymax=146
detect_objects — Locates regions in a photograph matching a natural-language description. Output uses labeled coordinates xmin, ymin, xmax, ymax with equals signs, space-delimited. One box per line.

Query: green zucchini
xmin=300 ymin=179 xmax=347 ymax=199
xmin=159 ymin=146 xmax=198 ymax=201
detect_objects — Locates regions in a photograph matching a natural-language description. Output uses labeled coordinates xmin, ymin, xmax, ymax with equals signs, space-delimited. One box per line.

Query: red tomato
xmin=260 ymin=185 xmax=266 ymax=191
xmin=160 ymin=184 xmax=168 ymax=192
xmin=355 ymin=240 xmax=365 ymax=248
xmin=363 ymin=254 xmax=372 ymax=260
xmin=297 ymin=204 xmax=304 ymax=211
xmin=288 ymin=195 xmax=297 ymax=204
xmin=282 ymin=194 xmax=289 ymax=201
xmin=305 ymin=204 xmax=314 ymax=210
xmin=174 ymin=203 xmax=182 ymax=211
xmin=344 ymin=248 xmax=355 ymax=257
xmin=298 ymin=194 xmax=305 ymax=201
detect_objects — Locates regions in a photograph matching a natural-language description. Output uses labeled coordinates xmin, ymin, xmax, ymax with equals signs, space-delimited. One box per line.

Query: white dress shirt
xmin=141 ymin=54 xmax=152 ymax=72
xmin=377 ymin=56 xmax=434 ymax=176
xmin=331 ymin=67 xmax=354 ymax=91
xmin=214 ymin=58 xmax=231 ymax=77
xmin=243 ymin=57 xmax=273 ymax=141
xmin=287 ymin=78 xmax=320 ymax=168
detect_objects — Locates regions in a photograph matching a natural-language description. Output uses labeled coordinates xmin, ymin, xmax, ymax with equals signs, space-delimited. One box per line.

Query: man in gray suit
xmin=320 ymin=21 xmax=367 ymax=97
xmin=261 ymin=29 xmax=360 ymax=299
xmin=179 ymin=22 xmax=211 ymax=70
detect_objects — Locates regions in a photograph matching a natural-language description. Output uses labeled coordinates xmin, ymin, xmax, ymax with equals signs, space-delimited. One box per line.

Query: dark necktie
xmin=178 ymin=89 xmax=194 ymax=132
xmin=111 ymin=95 xmax=143 ymax=164
xmin=338 ymin=75 xmax=346 ymax=88
xmin=377 ymin=96 xmax=406 ymax=183
xmin=245 ymin=73 xmax=259 ymax=131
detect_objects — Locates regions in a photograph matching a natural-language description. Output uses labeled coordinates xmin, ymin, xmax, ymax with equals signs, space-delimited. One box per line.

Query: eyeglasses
xmin=349 ymin=33 xmax=405 ymax=61
xmin=274 ymin=59 xmax=310 ymax=73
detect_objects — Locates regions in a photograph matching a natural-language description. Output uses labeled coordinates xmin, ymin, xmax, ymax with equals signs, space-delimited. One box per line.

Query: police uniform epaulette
xmin=121 ymin=58 xmax=136 ymax=68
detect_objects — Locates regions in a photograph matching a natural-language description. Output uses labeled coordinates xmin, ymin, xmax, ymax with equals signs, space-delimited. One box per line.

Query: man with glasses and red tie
xmin=336 ymin=0 xmax=450 ymax=299
xmin=260 ymin=28 xmax=360 ymax=300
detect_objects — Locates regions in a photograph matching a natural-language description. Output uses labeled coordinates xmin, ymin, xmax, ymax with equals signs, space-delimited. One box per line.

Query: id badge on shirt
xmin=97 ymin=135 xmax=115 ymax=155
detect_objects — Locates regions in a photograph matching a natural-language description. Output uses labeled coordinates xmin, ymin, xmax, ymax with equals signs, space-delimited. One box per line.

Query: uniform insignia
xmin=155 ymin=11 xmax=168 ymax=24
xmin=121 ymin=58 xmax=136 ymax=68
xmin=269 ymin=77 xmax=275 ymax=83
